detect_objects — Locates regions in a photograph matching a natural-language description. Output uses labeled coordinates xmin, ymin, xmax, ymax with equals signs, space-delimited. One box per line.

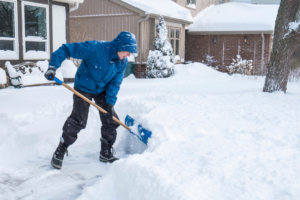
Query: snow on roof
xmin=121 ymin=0 xmax=193 ymax=22
xmin=189 ymin=2 xmax=279 ymax=33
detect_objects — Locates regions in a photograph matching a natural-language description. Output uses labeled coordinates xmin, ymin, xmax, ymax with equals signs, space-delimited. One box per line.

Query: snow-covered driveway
xmin=1 ymin=63 xmax=300 ymax=200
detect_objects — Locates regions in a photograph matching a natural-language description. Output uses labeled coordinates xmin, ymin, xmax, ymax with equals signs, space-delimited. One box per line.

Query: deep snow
xmin=0 ymin=63 xmax=300 ymax=200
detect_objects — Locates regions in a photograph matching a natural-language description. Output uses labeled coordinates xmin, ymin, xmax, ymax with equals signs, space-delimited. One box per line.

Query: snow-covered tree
xmin=147 ymin=15 xmax=176 ymax=78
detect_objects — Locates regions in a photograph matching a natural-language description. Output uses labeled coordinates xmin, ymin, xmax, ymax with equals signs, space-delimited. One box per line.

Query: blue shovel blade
xmin=125 ymin=115 xmax=152 ymax=145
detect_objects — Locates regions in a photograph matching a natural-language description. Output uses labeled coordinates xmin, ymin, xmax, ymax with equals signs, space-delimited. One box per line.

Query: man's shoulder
xmin=90 ymin=40 xmax=109 ymax=45
xmin=86 ymin=40 xmax=109 ymax=48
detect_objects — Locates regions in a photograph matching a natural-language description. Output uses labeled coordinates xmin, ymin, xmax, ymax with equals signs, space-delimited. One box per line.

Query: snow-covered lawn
xmin=0 ymin=63 xmax=300 ymax=200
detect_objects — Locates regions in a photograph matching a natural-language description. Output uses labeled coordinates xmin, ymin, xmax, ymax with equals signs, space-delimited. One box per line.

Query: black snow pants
xmin=61 ymin=87 xmax=120 ymax=146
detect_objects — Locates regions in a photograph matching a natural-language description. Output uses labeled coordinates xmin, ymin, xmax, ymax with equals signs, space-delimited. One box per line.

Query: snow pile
xmin=147 ymin=16 xmax=176 ymax=78
xmin=5 ymin=61 xmax=63 ymax=86
xmin=189 ymin=2 xmax=279 ymax=32
xmin=1 ymin=63 xmax=300 ymax=199
xmin=226 ymin=55 xmax=253 ymax=75
xmin=60 ymin=60 xmax=78 ymax=78
xmin=121 ymin=0 xmax=193 ymax=22
xmin=0 ymin=68 xmax=7 ymax=84
xmin=172 ymin=62 xmax=228 ymax=82
xmin=125 ymin=74 xmax=136 ymax=79
xmin=76 ymin=64 xmax=300 ymax=200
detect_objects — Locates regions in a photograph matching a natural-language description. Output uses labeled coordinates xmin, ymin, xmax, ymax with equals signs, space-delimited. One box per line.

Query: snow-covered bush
xmin=226 ymin=55 xmax=253 ymax=76
xmin=147 ymin=15 xmax=176 ymax=78
xmin=206 ymin=55 xmax=215 ymax=66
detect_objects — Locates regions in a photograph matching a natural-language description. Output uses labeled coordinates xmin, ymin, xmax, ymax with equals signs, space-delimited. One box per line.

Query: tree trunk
xmin=263 ymin=0 xmax=300 ymax=93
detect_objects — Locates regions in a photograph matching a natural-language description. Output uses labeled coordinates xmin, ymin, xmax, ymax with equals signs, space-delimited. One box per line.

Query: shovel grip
xmin=53 ymin=77 xmax=131 ymax=131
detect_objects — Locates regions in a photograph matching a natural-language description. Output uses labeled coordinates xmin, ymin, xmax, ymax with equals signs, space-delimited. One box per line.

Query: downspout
xmin=137 ymin=14 xmax=149 ymax=63
xmin=69 ymin=2 xmax=79 ymax=12
xmin=261 ymin=33 xmax=265 ymax=75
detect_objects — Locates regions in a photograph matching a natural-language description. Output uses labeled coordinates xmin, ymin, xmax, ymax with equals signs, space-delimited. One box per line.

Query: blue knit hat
xmin=113 ymin=31 xmax=138 ymax=57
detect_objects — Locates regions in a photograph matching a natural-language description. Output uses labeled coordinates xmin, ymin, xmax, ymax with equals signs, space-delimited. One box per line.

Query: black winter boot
xmin=51 ymin=137 xmax=69 ymax=169
xmin=99 ymin=138 xmax=119 ymax=163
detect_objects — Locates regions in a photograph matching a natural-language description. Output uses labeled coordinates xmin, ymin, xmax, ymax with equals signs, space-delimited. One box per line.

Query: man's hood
xmin=111 ymin=31 xmax=138 ymax=54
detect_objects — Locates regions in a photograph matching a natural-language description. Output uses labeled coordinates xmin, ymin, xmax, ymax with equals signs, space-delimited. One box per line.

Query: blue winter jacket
xmin=49 ymin=32 xmax=137 ymax=105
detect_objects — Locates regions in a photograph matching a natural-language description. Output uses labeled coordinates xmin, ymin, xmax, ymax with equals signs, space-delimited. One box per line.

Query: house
xmin=0 ymin=0 xmax=82 ymax=88
xmin=185 ymin=2 xmax=279 ymax=75
xmin=69 ymin=0 xmax=194 ymax=78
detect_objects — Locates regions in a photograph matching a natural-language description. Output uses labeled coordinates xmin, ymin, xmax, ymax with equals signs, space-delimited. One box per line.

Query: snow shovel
xmin=52 ymin=77 xmax=152 ymax=145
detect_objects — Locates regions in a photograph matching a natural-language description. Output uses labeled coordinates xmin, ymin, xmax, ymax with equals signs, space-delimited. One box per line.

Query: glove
xmin=44 ymin=67 xmax=56 ymax=81
xmin=103 ymin=104 xmax=114 ymax=122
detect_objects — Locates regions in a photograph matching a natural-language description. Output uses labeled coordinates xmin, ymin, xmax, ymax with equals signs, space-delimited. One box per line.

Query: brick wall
xmin=134 ymin=64 xmax=147 ymax=78
xmin=185 ymin=33 xmax=273 ymax=75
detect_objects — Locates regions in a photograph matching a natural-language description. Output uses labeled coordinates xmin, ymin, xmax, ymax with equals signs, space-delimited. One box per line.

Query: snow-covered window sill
xmin=0 ymin=50 xmax=19 ymax=60
xmin=23 ymin=51 xmax=49 ymax=60
xmin=186 ymin=4 xmax=196 ymax=10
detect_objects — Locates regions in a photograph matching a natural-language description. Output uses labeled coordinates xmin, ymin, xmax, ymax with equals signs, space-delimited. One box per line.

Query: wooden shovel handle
xmin=61 ymin=82 xmax=131 ymax=131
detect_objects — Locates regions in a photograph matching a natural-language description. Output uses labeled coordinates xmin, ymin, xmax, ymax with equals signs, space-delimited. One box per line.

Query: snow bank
xmin=172 ymin=62 xmax=228 ymax=82
xmin=0 ymin=68 xmax=7 ymax=84
xmin=125 ymin=74 xmax=136 ymax=79
xmin=60 ymin=60 xmax=78 ymax=78
xmin=189 ymin=2 xmax=279 ymax=32
xmin=121 ymin=0 xmax=193 ymax=22
xmin=1 ymin=63 xmax=300 ymax=200
xmin=76 ymin=63 xmax=300 ymax=200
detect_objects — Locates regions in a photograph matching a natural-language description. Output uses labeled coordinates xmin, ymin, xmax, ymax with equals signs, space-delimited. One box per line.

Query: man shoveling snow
xmin=44 ymin=31 xmax=138 ymax=169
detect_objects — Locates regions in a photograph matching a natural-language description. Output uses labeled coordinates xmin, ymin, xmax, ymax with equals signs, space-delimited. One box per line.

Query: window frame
xmin=0 ymin=0 xmax=19 ymax=60
xmin=22 ymin=1 xmax=50 ymax=60
xmin=186 ymin=0 xmax=196 ymax=6
xmin=168 ymin=26 xmax=180 ymax=56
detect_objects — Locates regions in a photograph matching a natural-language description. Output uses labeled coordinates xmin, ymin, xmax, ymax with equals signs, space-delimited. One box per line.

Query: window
xmin=22 ymin=1 xmax=49 ymax=60
xmin=0 ymin=0 xmax=18 ymax=59
xmin=169 ymin=27 xmax=180 ymax=56
xmin=187 ymin=0 xmax=196 ymax=9
xmin=187 ymin=0 xmax=195 ymax=4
